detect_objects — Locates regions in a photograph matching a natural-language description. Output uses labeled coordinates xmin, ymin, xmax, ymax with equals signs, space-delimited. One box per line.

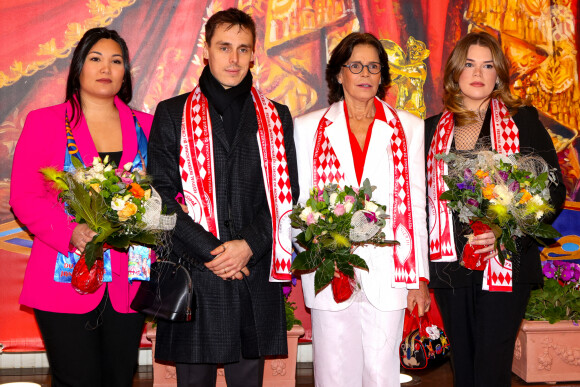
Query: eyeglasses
xmin=342 ymin=62 xmax=382 ymax=74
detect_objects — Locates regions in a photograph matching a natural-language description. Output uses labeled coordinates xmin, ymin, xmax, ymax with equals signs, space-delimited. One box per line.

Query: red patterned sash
xmin=313 ymin=99 xmax=418 ymax=286
xmin=179 ymin=86 xmax=293 ymax=281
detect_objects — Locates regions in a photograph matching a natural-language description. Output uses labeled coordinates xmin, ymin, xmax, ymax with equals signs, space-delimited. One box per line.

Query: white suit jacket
xmin=293 ymin=98 xmax=428 ymax=312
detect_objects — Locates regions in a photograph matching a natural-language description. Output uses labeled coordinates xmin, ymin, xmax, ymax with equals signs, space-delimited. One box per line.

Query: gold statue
xmin=381 ymin=36 xmax=430 ymax=118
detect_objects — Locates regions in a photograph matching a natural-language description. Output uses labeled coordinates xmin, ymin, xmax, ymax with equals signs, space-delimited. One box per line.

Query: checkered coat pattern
xmin=148 ymin=92 xmax=299 ymax=363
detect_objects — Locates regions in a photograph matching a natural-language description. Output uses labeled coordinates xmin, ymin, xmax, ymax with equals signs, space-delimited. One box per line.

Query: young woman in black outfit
xmin=425 ymin=31 xmax=566 ymax=387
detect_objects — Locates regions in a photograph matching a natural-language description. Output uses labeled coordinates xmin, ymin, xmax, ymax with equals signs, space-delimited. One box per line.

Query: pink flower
xmin=334 ymin=204 xmax=346 ymax=216
xmin=483 ymin=176 xmax=492 ymax=186
xmin=317 ymin=190 xmax=324 ymax=201
xmin=344 ymin=195 xmax=356 ymax=204
xmin=121 ymin=176 xmax=133 ymax=184
xmin=364 ymin=211 xmax=378 ymax=223
xmin=306 ymin=213 xmax=316 ymax=225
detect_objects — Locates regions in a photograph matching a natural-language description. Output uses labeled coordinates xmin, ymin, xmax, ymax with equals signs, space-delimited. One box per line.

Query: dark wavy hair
xmin=65 ymin=28 xmax=132 ymax=127
xmin=443 ymin=31 xmax=522 ymax=126
xmin=205 ymin=8 xmax=256 ymax=48
xmin=326 ymin=32 xmax=391 ymax=104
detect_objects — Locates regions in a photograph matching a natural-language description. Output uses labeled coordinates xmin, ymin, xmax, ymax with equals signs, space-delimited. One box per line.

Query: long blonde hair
xmin=443 ymin=31 xmax=522 ymax=126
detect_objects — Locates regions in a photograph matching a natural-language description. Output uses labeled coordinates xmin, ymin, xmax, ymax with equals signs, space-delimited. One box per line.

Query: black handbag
xmin=131 ymin=259 xmax=195 ymax=321
xmin=400 ymin=310 xmax=450 ymax=369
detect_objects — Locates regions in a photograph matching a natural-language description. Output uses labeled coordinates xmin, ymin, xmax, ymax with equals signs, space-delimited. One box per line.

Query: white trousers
xmin=311 ymin=292 xmax=404 ymax=387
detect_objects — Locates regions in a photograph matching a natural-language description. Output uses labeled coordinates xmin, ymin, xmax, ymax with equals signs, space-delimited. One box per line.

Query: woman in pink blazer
xmin=10 ymin=28 xmax=153 ymax=387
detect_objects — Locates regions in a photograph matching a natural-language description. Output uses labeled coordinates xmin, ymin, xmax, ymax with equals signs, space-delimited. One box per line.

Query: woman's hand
xmin=471 ymin=231 xmax=497 ymax=261
xmin=176 ymin=193 xmax=188 ymax=213
xmin=407 ymin=281 xmax=430 ymax=316
xmin=70 ymin=224 xmax=97 ymax=255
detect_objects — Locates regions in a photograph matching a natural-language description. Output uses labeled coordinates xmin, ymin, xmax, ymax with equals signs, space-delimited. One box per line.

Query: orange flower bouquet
xmin=41 ymin=156 xmax=175 ymax=291
xmin=437 ymin=150 xmax=560 ymax=268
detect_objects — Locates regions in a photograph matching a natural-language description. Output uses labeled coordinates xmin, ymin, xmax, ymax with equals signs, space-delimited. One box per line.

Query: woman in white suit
xmin=293 ymin=32 xmax=430 ymax=387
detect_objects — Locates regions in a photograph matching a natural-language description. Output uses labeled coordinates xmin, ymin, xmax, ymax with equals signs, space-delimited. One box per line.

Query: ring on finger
xmin=223 ymin=268 xmax=227 ymax=274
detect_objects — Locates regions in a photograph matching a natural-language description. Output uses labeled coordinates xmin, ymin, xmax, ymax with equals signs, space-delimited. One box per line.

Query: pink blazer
xmin=10 ymin=97 xmax=153 ymax=313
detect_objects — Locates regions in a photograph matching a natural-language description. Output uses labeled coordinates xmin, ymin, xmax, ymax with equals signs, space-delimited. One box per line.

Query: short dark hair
xmin=326 ymin=32 xmax=391 ymax=104
xmin=65 ymin=28 xmax=132 ymax=127
xmin=205 ymin=8 xmax=256 ymax=48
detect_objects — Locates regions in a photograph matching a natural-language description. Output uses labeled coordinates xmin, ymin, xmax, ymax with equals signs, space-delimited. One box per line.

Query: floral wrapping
xmin=460 ymin=221 xmax=492 ymax=271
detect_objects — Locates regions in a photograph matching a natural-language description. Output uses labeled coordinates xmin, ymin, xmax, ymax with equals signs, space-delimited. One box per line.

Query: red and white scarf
xmin=427 ymin=98 xmax=519 ymax=291
xmin=179 ymin=86 xmax=293 ymax=282
xmin=313 ymin=99 xmax=418 ymax=287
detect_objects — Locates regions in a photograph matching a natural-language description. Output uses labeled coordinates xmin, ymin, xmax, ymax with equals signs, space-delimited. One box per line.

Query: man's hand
xmin=205 ymin=240 xmax=252 ymax=280
xmin=407 ymin=281 xmax=430 ymax=317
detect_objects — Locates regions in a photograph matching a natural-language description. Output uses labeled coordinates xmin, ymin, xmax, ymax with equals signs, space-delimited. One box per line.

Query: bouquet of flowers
xmin=437 ymin=150 xmax=561 ymax=269
xmin=525 ymin=260 xmax=580 ymax=323
xmin=41 ymin=156 xmax=176 ymax=293
xmin=290 ymin=179 xmax=397 ymax=303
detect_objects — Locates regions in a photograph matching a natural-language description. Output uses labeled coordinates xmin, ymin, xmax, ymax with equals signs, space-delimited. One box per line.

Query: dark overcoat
xmin=148 ymin=91 xmax=299 ymax=363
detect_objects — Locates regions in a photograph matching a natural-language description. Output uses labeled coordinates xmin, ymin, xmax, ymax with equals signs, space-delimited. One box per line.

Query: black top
xmin=98 ymin=151 xmax=122 ymax=167
xmin=425 ymin=106 xmax=566 ymax=287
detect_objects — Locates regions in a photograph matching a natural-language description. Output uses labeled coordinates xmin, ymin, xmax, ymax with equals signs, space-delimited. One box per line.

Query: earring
xmin=495 ymin=79 xmax=500 ymax=86
xmin=338 ymin=80 xmax=342 ymax=84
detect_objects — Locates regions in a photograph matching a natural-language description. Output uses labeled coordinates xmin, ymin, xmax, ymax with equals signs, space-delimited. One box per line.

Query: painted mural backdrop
xmin=0 ymin=0 xmax=578 ymax=350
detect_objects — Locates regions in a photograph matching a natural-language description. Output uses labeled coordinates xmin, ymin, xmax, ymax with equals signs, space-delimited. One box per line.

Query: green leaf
xmin=533 ymin=223 xmax=562 ymax=239
xmin=336 ymin=259 xmax=355 ymax=278
xmin=502 ymin=232 xmax=516 ymax=254
xmin=439 ymin=191 xmax=454 ymax=201
xmin=305 ymin=226 xmax=313 ymax=242
xmin=292 ymin=250 xmax=318 ymax=271
xmin=489 ymin=223 xmax=502 ymax=239
xmin=84 ymin=241 xmax=104 ymax=269
xmin=106 ymin=233 xmax=131 ymax=249
xmin=314 ymin=258 xmax=335 ymax=294
xmin=290 ymin=221 xmax=303 ymax=229
xmin=295 ymin=232 xmax=308 ymax=248
xmin=362 ymin=178 xmax=373 ymax=198
xmin=131 ymin=231 xmax=159 ymax=246
xmin=348 ymin=254 xmax=369 ymax=271
xmin=71 ymin=156 xmax=84 ymax=171
xmin=285 ymin=300 xmax=301 ymax=330
xmin=496 ymin=241 xmax=507 ymax=265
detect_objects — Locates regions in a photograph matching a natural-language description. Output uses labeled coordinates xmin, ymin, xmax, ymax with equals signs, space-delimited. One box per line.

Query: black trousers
xmin=34 ymin=290 xmax=145 ymax=387
xmin=434 ymin=282 xmax=531 ymax=387
xmin=176 ymin=356 xmax=264 ymax=387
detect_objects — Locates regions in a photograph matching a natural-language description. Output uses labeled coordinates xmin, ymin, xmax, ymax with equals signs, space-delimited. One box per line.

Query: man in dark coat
xmin=147 ymin=8 xmax=299 ymax=387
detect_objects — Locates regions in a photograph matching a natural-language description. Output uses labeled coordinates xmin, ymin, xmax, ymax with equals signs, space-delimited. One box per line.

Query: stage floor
xmin=0 ymin=360 xmax=572 ymax=386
